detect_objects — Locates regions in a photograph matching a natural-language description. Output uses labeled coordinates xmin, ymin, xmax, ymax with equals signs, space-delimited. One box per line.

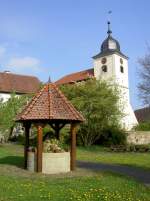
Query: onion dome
xmin=93 ymin=21 xmax=128 ymax=59
xmin=101 ymin=21 xmax=120 ymax=52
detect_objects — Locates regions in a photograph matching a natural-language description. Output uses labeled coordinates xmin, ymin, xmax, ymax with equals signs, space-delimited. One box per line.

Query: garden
xmin=0 ymin=80 xmax=150 ymax=201
xmin=0 ymin=143 xmax=150 ymax=201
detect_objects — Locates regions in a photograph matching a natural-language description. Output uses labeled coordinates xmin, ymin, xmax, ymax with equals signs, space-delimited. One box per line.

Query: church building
xmin=56 ymin=22 xmax=138 ymax=130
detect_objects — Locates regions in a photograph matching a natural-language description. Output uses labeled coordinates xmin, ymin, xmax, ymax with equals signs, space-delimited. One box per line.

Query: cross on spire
xmin=107 ymin=21 xmax=112 ymax=36
xmin=107 ymin=10 xmax=112 ymax=36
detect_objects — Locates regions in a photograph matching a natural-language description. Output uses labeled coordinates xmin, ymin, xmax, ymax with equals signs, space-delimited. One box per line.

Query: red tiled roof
xmin=0 ymin=72 xmax=40 ymax=94
xmin=55 ymin=68 xmax=94 ymax=85
xmin=134 ymin=107 xmax=150 ymax=122
xmin=16 ymin=83 xmax=85 ymax=122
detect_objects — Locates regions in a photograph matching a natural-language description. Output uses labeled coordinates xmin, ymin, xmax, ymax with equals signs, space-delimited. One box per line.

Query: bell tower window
xmin=120 ymin=66 xmax=124 ymax=73
xmin=102 ymin=65 xmax=107 ymax=72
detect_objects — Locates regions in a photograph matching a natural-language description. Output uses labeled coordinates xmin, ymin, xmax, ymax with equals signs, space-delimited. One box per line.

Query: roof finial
xmin=107 ymin=11 xmax=112 ymax=36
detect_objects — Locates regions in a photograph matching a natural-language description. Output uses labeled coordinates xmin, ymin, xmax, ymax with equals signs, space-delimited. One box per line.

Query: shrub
xmin=134 ymin=121 xmax=150 ymax=131
xmin=99 ymin=126 xmax=126 ymax=146
xmin=111 ymin=144 xmax=150 ymax=152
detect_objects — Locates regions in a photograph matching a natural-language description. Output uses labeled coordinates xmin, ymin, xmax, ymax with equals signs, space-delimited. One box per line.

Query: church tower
xmin=93 ymin=22 xmax=138 ymax=130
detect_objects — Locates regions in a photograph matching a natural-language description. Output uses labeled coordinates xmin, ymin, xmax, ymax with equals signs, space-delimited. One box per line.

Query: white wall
xmin=0 ymin=93 xmax=11 ymax=102
xmin=0 ymin=93 xmax=21 ymax=102
xmin=93 ymin=53 xmax=138 ymax=130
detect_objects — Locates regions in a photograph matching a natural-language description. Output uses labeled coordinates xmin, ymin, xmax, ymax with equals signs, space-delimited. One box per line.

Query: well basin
xmin=27 ymin=152 xmax=70 ymax=174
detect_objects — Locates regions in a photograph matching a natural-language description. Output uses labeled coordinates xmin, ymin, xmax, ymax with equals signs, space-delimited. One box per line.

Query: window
xmin=102 ymin=65 xmax=107 ymax=72
xmin=120 ymin=66 xmax=124 ymax=73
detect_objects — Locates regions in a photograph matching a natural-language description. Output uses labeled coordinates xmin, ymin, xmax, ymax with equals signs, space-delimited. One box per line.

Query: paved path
xmin=77 ymin=160 xmax=150 ymax=186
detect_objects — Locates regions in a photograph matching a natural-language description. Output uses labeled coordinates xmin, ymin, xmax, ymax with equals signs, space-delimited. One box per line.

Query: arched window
xmin=120 ymin=66 xmax=124 ymax=73
xmin=102 ymin=65 xmax=107 ymax=72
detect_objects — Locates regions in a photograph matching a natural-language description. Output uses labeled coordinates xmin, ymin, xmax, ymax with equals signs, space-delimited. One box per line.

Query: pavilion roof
xmin=16 ymin=83 xmax=84 ymax=122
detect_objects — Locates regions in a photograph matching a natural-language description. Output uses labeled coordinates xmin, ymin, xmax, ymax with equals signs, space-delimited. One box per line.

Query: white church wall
xmin=113 ymin=54 xmax=129 ymax=89
xmin=93 ymin=53 xmax=138 ymax=130
xmin=94 ymin=55 xmax=115 ymax=81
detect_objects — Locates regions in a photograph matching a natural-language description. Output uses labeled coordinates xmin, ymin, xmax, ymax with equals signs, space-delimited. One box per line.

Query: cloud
xmin=6 ymin=56 xmax=42 ymax=75
xmin=8 ymin=56 xmax=40 ymax=69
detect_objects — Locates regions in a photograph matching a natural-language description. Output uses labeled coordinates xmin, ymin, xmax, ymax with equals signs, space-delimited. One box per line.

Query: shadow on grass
xmin=77 ymin=160 xmax=150 ymax=185
xmin=0 ymin=156 xmax=24 ymax=168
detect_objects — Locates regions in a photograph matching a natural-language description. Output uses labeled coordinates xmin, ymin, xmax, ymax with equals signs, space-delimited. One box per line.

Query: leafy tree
xmin=134 ymin=121 xmax=150 ymax=131
xmin=138 ymin=50 xmax=150 ymax=105
xmin=0 ymin=93 xmax=31 ymax=139
xmin=61 ymin=79 xmax=123 ymax=146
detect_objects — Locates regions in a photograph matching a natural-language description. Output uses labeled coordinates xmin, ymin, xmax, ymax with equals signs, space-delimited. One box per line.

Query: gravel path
xmin=77 ymin=160 xmax=150 ymax=186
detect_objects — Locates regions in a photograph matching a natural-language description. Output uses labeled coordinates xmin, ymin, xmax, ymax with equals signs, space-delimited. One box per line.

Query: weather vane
xmin=108 ymin=10 xmax=112 ymax=22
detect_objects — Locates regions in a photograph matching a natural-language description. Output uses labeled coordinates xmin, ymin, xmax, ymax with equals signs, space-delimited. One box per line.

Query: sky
xmin=0 ymin=0 xmax=149 ymax=110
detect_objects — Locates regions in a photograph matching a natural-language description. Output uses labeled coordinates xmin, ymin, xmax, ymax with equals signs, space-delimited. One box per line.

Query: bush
xmin=99 ymin=126 xmax=126 ymax=146
xmin=111 ymin=144 xmax=150 ymax=152
xmin=134 ymin=121 xmax=150 ymax=131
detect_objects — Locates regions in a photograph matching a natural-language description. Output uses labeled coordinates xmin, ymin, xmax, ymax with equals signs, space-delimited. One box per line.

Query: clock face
xmin=109 ymin=40 xmax=117 ymax=49
xmin=120 ymin=58 xmax=123 ymax=64
xmin=101 ymin=57 xmax=107 ymax=64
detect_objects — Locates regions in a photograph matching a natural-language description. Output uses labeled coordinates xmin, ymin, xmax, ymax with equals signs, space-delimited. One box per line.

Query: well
xmin=16 ymin=82 xmax=84 ymax=173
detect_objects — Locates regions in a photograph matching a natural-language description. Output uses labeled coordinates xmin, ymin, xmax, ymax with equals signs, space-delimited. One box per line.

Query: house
xmin=56 ymin=21 xmax=138 ymax=130
xmin=0 ymin=71 xmax=41 ymax=102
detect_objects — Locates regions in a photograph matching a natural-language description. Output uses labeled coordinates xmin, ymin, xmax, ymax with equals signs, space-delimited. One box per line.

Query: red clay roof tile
xmin=55 ymin=68 xmax=94 ymax=85
xmin=0 ymin=72 xmax=40 ymax=94
xmin=16 ymin=83 xmax=85 ymax=122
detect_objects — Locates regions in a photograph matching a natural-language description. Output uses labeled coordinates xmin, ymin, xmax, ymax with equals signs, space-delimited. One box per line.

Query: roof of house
xmin=0 ymin=72 xmax=40 ymax=94
xmin=16 ymin=83 xmax=85 ymax=122
xmin=134 ymin=107 xmax=150 ymax=122
xmin=55 ymin=68 xmax=94 ymax=85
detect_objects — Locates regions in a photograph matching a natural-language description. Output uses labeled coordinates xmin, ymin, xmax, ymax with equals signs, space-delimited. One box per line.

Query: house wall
xmin=0 ymin=93 xmax=11 ymax=102
xmin=0 ymin=93 xmax=21 ymax=102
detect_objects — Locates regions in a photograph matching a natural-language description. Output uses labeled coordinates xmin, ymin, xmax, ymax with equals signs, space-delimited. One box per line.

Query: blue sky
xmin=0 ymin=0 xmax=149 ymax=109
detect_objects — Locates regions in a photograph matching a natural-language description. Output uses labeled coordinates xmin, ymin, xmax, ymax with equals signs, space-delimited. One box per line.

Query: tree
xmin=0 ymin=93 xmax=31 ymax=139
xmin=134 ymin=121 xmax=150 ymax=131
xmin=138 ymin=51 xmax=150 ymax=105
xmin=61 ymin=79 xmax=123 ymax=146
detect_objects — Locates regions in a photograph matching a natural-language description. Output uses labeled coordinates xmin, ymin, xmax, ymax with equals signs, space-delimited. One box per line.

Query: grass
xmin=77 ymin=146 xmax=150 ymax=170
xmin=0 ymin=143 xmax=149 ymax=201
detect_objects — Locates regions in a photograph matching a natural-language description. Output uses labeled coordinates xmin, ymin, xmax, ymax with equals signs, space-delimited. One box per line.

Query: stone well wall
xmin=127 ymin=131 xmax=150 ymax=145
xmin=27 ymin=152 xmax=70 ymax=174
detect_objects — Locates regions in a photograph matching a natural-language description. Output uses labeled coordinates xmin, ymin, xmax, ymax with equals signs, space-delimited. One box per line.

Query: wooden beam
xmin=37 ymin=124 xmax=43 ymax=172
xmin=49 ymin=123 xmax=66 ymax=140
xmin=70 ymin=123 xmax=77 ymax=171
xmin=23 ymin=122 xmax=31 ymax=169
xmin=59 ymin=123 xmax=66 ymax=130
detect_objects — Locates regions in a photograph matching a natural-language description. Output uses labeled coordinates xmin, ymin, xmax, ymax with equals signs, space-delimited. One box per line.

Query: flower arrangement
xmin=43 ymin=139 xmax=65 ymax=153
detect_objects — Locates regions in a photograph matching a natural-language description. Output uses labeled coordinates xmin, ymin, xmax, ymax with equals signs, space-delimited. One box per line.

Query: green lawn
xmin=77 ymin=146 xmax=150 ymax=170
xmin=0 ymin=144 xmax=149 ymax=201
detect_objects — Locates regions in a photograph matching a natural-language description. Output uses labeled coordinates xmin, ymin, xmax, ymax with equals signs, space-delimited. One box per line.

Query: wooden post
xmin=70 ymin=123 xmax=77 ymax=171
xmin=24 ymin=122 xmax=30 ymax=169
xmin=37 ymin=124 xmax=43 ymax=172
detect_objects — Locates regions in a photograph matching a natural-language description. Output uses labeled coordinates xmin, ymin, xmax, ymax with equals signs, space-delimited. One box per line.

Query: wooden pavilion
xmin=16 ymin=83 xmax=84 ymax=173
